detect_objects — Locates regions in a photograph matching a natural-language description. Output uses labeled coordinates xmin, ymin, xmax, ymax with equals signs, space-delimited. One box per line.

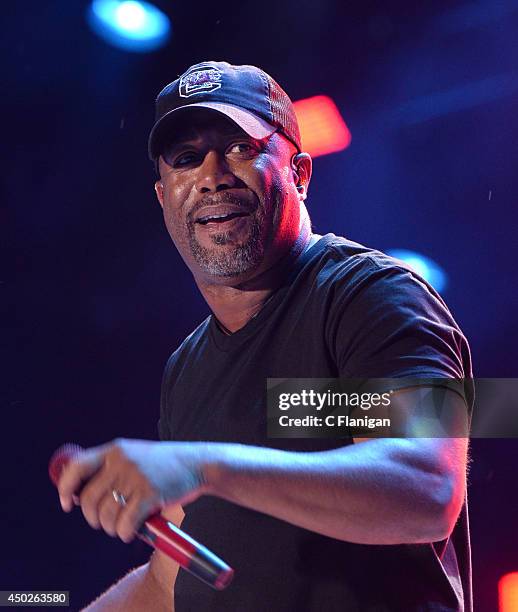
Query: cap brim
xmin=148 ymin=102 xmax=276 ymax=161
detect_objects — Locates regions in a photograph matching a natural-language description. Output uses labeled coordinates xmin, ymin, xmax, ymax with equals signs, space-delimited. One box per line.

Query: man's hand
xmin=57 ymin=439 xmax=207 ymax=543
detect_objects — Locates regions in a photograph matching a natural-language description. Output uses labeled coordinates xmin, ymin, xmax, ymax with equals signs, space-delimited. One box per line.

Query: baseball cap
xmin=148 ymin=61 xmax=302 ymax=162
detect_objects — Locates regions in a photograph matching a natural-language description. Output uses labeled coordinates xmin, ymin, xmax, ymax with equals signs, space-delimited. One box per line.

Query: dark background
xmin=2 ymin=1 xmax=518 ymax=610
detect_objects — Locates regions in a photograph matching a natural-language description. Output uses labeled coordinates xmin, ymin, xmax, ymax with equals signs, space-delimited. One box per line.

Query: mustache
xmin=188 ymin=192 xmax=256 ymax=222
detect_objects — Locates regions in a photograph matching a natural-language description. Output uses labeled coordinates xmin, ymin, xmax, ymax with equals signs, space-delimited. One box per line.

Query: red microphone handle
xmin=138 ymin=515 xmax=234 ymax=590
xmin=48 ymin=444 xmax=234 ymax=590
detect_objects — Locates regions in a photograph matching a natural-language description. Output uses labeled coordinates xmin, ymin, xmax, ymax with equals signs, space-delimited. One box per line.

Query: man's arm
xmin=203 ymin=386 xmax=469 ymax=545
xmin=82 ymin=505 xmax=184 ymax=611
xmin=60 ymin=386 xmax=469 ymax=552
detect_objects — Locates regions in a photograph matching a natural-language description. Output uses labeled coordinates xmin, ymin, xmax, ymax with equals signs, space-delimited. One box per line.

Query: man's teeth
xmin=197 ymin=212 xmax=248 ymax=224
xmin=203 ymin=214 xmax=231 ymax=222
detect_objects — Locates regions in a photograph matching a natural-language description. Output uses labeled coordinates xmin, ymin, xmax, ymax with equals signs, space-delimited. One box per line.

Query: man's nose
xmin=195 ymin=150 xmax=237 ymax=193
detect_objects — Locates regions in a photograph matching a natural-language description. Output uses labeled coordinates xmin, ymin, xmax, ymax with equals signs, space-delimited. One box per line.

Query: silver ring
xmin=112 ymin=489 xmax=127 ymax=506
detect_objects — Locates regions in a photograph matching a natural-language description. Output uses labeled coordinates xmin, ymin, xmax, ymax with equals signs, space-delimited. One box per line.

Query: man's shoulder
xmin=320 ymin=234 xmax=414 ymax=273
xmin=312 ymin=234 xmax=429 ymax=292
xmin=312 ymin=234 xmax=458 ymax=334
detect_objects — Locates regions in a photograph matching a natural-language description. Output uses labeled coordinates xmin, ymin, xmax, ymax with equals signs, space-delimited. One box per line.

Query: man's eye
xmin=173 ymin=152 xmax=198 ymax=166
xmin=228 ymin=143 xmax=256 ymax=155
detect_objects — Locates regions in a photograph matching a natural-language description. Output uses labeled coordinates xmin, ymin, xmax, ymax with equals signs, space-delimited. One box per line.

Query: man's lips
xmin=194 ymin=205 xmax=253 ymax=225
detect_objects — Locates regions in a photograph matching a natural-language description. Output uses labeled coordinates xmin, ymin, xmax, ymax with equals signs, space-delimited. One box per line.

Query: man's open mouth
xmin=195 ymin=211 xmax=251 ymax=225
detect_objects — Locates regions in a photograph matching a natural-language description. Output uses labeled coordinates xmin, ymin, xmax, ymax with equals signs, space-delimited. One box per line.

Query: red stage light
xmin=293 ymin=95 xmax=351 ymax=158
xmin=499 ymin=572 xmax=518 ymax=612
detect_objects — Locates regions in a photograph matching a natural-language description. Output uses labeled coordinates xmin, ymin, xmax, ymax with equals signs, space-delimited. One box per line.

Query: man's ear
xmin=154 ymin=156 xmax=165 ymax=209
xmin=291 ymin=152 xmax=312 ymax=202
xmin=154 ymin=179 xmax=164 ymax=209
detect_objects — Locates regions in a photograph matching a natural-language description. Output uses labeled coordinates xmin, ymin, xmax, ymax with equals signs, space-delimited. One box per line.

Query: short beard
xmin=187 ymin=196 xmax=269 ymax=278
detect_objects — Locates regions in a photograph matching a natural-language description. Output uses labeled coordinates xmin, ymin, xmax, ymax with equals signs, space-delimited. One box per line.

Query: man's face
xmin=155 ymin=110 xmax=304 ymax=282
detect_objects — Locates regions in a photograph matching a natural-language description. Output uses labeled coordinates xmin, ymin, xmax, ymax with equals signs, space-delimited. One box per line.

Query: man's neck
xmin=198 ymin=230 xmax=321 ymax=335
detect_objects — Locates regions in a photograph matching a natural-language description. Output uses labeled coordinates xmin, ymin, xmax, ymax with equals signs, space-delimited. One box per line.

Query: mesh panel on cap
xmin=267 ymin=74 xmax=301 ymax=152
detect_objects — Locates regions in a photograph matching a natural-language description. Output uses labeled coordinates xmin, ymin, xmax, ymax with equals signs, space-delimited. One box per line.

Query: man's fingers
xmin=116 ymin=495 xmax=155 ymax=544
xmin=98 ymin=493 xmax=123 ymax=537
xmin=58 ymin=449 xmax=105 ymax=511
xmin=78 ymin=466 xmax=118 ymax=529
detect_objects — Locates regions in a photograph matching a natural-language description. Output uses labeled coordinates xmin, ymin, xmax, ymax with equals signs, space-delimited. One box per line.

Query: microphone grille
xmin=48 ymin=443 xmax=84 ymax=486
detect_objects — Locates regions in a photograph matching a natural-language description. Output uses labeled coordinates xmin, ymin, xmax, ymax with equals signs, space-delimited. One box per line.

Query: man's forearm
xmin=202 ymin=438 xmax=464 ymax=545
xmin=82 ymin=562 xmax=173 ymax=612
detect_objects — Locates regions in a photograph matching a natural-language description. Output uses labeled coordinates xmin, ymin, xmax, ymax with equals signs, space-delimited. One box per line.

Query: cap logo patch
xmin=179 ymin=66 xmax=222 ymax=98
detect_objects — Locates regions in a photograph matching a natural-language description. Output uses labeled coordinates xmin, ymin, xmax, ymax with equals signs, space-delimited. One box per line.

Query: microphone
xmin=48 ymin=443 xmax=234 ymax=590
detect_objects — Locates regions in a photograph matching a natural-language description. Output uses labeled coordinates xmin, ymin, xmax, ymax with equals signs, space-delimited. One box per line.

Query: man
xmin=58 ymin=61 xmax=474 ymax=611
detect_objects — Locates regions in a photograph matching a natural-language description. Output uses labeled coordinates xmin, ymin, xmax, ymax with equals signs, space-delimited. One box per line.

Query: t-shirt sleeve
xmin=326 ymin=254 xmax=473 ymax=408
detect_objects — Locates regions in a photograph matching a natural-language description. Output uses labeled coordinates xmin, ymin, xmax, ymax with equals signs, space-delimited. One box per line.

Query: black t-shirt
xmin=158 ymin=233 xmax=474 ymax=612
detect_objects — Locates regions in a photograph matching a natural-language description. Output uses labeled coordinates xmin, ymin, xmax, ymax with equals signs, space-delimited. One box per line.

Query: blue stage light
xmin=87 ymin=0 xmax=171 ymax=52
xmin=386 ymin=249 xmax=448 ymax=293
